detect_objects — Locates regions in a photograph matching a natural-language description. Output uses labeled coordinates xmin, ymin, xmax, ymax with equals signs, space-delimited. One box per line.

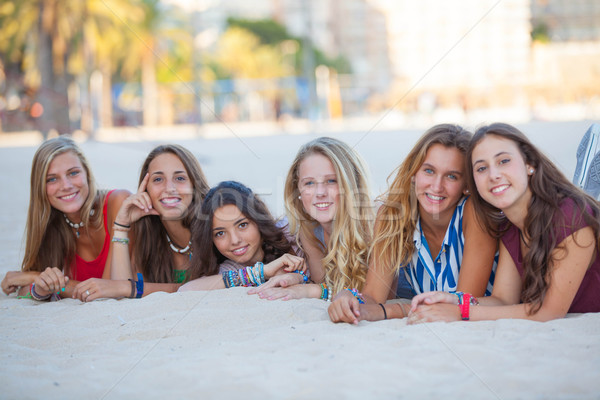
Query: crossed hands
xmin=248 ymin=253 xmax=311 ymax=300
xmin=406 ymin=291 xmax=461 ymax=324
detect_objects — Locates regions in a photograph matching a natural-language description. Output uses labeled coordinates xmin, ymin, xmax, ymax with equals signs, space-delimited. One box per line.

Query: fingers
xmin=37 ymin=267 xmax=66 ymax=295
xmin=256 ymin=287 xmax=289 ymax=301
xmin=282 ymin=255 xmax=306 ymax=273
xmin=138 ymin=172 xmax=151 ymax=194
xmin=328 ymin=296 xmax=359 ymax=324
xmin=73 ymin=279 xmax=97 ymax=302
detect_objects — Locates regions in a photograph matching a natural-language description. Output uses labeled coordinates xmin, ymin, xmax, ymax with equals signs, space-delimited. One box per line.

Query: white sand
xmin=1 ymin=120 xmax=599 ymax=398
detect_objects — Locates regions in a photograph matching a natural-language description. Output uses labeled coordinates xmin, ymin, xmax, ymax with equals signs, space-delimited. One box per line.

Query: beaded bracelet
xmin=346 ymin=288 xmax=365 ymax=304
xmin=319 ymin=283 xmax=332 ymax=301
xmin=294 ymin=270 xmax=309 ymax=284
xmin=111 ymin=237 xmax=130 ymax=245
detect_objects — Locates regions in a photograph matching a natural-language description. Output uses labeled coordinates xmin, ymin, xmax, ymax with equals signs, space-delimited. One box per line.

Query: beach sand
xmin=1 ymin=120 xmax=599 ymax=399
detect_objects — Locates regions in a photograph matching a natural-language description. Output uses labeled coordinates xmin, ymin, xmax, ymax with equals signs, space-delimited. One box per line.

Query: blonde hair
xmin=22 ymin=136 xmax=104 ymax=276
xmin=370 ymin=124 xmax=471 ymax=275
xmin=284 ymin=137 xmax=374 ymax=294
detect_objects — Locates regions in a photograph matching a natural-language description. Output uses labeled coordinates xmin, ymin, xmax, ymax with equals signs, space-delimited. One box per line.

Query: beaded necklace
xmin=166 ymin=234 xmax=192 ymax=256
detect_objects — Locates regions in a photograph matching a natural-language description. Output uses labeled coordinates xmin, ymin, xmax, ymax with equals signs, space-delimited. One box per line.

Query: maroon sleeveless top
xmin=501 ymin=198 xmax=600 ymax=313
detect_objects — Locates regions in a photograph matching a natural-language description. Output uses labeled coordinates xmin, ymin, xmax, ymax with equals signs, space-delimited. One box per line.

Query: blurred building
xmin=531 ymin=0 xmax=600 ymax=41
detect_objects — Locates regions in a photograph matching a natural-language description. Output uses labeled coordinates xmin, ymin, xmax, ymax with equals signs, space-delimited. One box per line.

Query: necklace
xmin=166 ymin=234 xmax=191 ymax=255
xmin=64 ymin=214 xmax=84 ymax=238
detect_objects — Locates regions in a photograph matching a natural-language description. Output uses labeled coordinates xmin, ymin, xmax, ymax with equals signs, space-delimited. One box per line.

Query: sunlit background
xmin=0 ymin=0 xmax=599 ymax=139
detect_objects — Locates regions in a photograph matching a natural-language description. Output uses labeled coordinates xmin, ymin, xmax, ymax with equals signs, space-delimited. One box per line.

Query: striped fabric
xmin=401 ymin=197 xmax=496 ymax=296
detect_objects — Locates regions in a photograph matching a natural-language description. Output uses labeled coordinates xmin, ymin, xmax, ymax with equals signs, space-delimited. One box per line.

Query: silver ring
xmin=86 ymin=290 xmax=90 ymax=296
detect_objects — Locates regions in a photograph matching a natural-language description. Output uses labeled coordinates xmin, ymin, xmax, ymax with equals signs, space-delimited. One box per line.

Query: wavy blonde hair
xmin=22 ymin=136 xmax=104 ymax=276
xmin=370 ymin=124 xmax=471 ymax=275
xmin=284 ymin=137 xmax=374 ymax=294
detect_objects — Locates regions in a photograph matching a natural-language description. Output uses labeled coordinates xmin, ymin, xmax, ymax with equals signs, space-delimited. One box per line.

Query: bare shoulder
xmin=106 ymin=189 xmax=131 ymax=210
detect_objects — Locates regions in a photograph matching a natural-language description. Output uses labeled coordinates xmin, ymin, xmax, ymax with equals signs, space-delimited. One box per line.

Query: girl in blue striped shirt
xmin=329 ymin=124 xmax=497 ymax=323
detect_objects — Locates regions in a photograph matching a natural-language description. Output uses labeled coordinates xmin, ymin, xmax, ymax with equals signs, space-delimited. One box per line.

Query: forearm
xmin=471 ymin=303 xmax=566 ymax=322
xmin=142 ymin=282 xmax=182 ymax=296
xmin=110 ymin=231 xmax=134 ymax=280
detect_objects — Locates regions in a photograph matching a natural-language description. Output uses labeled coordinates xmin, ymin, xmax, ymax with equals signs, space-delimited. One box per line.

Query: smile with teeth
xmin=491 ymin=184 xmax=510 ymax=194
xmin=314 ymin=202 xmax=332 ymax=210
xmin=160 ymin=197 xmax=181 ymax=205
xmin=425 ymin=193 xmax=445 ymax=201
xmin=59 ymin=192 xmax=78 ymax=201
xmin=232 ymin=246 xmax=248 ymax=256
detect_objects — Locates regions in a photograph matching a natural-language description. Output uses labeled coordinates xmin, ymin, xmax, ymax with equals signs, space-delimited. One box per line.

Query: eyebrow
xmin=212 ymin=217 xmax=247 ymax=231
xmin=473 ymin=151 xmax=512 ymax=165
xmin=422 ymin=163 xmax=462 ymax=176
xmin=300 ymin=174 xmax=336 ymax=181
xmin=47 ymin=166 xmax=81 ymax=176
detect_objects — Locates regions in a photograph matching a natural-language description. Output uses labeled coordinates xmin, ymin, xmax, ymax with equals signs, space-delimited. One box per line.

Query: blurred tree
xmin=226 ymin=17 xmax=352 ymax=75
xmin=214 ymin=27 xmax=284 ymax=79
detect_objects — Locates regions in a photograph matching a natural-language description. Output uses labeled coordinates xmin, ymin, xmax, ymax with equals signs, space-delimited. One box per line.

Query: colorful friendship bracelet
xmin=222 ymin=262 xmax=267 ymax=289
xmin=346 ymin=288 xmax=365 ymax=304
xmin=30 ymin=283 xmax=51 ymax=301
xmin=111 ymin=237 xmax=130 ymax=245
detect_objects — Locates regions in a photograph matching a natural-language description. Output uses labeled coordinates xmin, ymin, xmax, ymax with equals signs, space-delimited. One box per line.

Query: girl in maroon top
xmin=408 ymin=123 xmax=600 ymax=323
xmin=0 ymin=136 xmax=129 ymax=301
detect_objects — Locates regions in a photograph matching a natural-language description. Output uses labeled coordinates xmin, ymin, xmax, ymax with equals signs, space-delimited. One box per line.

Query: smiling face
xmin=45 ymin=151 xmax=89 ymax=220
xmin=146 ymin=152 xmax=193 ymax=220
xmin=297 ymin=153 xmax=340 ymax=231
xmin=212 ymin=204 xmax=264 ymax=265
xmin=413 ymin=144 xmax=466 ymax=222
xmin=471 ymin=134 xmax=533 ymax=216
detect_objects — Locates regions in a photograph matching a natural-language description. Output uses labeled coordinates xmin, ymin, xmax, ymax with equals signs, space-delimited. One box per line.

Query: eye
xmin=46 ymin=177 xmax=56 ymax=183
xmin=153 ymin=177 xmax=162 ymax=183
xmin=447 ymin=174 xmax=457 ymax=181
xmin=499 ymin=158 xmax=510 ymax=165
xmin=303 ymin=180 xmax=314 ymax=186
xmin=327 ymin=178 xmax=337 ymax=184
xmin=424 ymin=168 xmax=434 ymax=174
xmin=214 ymin=231 xmax=225 ymax=238
xmin=238 ymin=222 xmax=249 ymax=229
xmin=475 ymin=166 xmax=487 ymax=173
xmin=69 ymin=170 xmax=80 ymax=177
xmin=176 ymin=175 xmax=187 ymax=182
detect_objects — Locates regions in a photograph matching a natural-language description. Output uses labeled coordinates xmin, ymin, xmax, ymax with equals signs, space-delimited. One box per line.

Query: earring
xmin=529 ymin=169 xmax=534 ymax=174
xmin=464 ymin=189 xmax=470 ymax=194
xmin=298 ymin=195 xmax=301 ymax=199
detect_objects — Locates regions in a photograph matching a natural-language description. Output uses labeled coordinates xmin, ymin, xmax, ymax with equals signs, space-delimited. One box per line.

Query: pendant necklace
xmin=64 ymin=214 xmax=84 ymax=238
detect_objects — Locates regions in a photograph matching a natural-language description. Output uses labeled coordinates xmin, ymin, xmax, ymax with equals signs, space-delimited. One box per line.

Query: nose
xmin=166 ymin=179 xmax=176 ymax=192
xmin=488 ymin=165 xmax=501 ymax=180
xmin=62 ymin=176 xmax=74 ymax=190
xmin=230 ymin=230 xmax=241 ymax=245
xmin=431 ymin=175 xmax=443 ymax=192
xmin=315 ymin=181 xmax=326 ymax=196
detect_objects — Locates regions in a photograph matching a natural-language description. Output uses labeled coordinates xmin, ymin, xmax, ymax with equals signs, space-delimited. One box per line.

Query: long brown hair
xmin=22 ymin=136 xmax=104 ymax=277
xmin=466 ymin=123 xmax=600 ymax=313
xmin=370 ymin=124 xmax=471 ymax=276
xmin=188 ymin=181 xmax=293 ymax=279
xmin=284 ymin=137 xmax=374 ymax=294
xmin=132 ymin=144 xmax=209 ymax=283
